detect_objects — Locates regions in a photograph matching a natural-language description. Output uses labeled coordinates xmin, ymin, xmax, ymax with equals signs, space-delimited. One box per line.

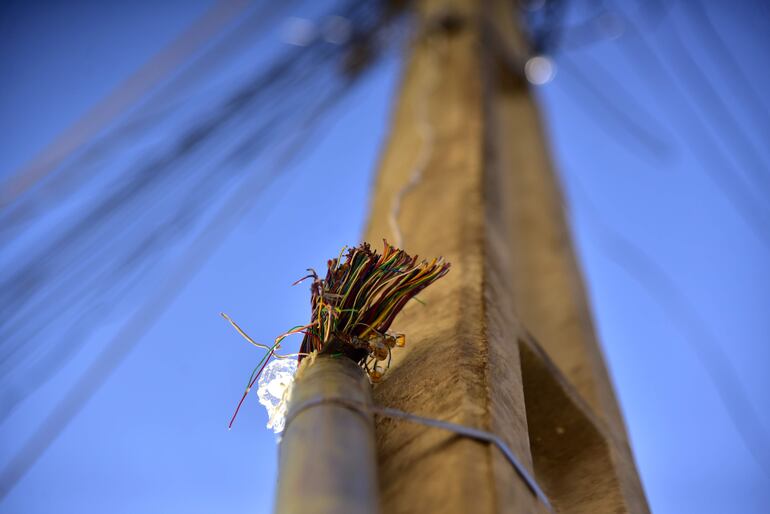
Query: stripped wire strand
xmin=221 ymin=312 xmax=307 ymax=359
xmin=227 ymin=323 xmax=313 ymax=429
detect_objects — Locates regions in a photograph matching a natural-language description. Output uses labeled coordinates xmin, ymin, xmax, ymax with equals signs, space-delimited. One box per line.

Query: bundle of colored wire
xmin=297 ymin=240 xmax=450 ymax=379
xmin=227 ymin=240 xmax=449 ymax=428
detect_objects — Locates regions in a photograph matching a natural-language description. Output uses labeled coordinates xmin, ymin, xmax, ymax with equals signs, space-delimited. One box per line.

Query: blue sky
xmin=1 ymin=1 xmax=768 ymax=513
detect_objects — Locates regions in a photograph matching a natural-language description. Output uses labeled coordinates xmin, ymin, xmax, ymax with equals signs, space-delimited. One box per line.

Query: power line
xmin=0 ymin=0 xmax=297 ymax=241
xmin=606 ymin=11 xmax=770 ymax=250
xmin=522 ymin=2 xmax=675 ymax=161
xmin=683 ymin=0 xmax=770 ymax=161
xmin=0 ymin=45 xmax=328 ymax=374
xmin=0 ymin=84 xmax=350 ymax=499
xmin=0 ymin=0 xmax=254 ymax=208
xmin=0 ymin=0 xmax=402 ymax=419
xmin=542 ymin=0 xmax=770 ymax=476
xmin=556 ymin=53 xmax=674 ymax=162
xmin=568 ymin=180 xmax=770 ymax=478
xmin=660 ymin=6 xmax=770 ymax=196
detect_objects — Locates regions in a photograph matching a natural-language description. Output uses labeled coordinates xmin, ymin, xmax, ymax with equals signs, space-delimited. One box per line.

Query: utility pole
xmin=361 ymin=0 xmax=650 ymax=512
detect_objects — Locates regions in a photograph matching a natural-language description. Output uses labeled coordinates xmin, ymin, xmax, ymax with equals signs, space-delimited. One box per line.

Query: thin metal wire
xmin=284 ymin=395 xmax=554 ymax=512
xmin=220 ymin=312 xmax=308 ymax=359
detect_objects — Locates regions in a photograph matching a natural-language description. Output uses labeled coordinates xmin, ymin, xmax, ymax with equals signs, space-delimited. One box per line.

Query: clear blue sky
xmin=1 ymin=1 xmax=768 ymax=513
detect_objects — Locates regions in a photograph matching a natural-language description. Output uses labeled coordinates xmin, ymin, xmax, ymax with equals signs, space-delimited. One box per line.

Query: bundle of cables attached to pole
xmin=224 ymin=242 xmax=554 ymax=513
xmin=223 ymin=240 xmax=450 ymax=431
xmin=296 ymin=240 xmax=450 ymax=379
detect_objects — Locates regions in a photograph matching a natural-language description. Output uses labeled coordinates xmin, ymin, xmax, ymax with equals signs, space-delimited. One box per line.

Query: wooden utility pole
xmin=362 ymin=0 xmax=650 ymax=512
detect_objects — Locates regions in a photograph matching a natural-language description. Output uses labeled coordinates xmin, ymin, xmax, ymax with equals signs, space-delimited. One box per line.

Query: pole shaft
xmin=274 ymin=355 xmax=380 ymax=514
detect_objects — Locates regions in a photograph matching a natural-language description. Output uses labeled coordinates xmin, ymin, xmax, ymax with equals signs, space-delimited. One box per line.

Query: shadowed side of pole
xmin=274 ymin=354 xmax=380 ymax=514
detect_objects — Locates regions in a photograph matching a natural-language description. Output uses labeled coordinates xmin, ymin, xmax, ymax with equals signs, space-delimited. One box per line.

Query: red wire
xmin=228 ymin=350 xmax=274 ymax=429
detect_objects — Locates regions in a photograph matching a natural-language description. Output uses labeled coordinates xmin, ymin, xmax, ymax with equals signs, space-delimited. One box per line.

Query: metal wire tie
xmin=284 ymin=395 xmax=553 ymax=512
